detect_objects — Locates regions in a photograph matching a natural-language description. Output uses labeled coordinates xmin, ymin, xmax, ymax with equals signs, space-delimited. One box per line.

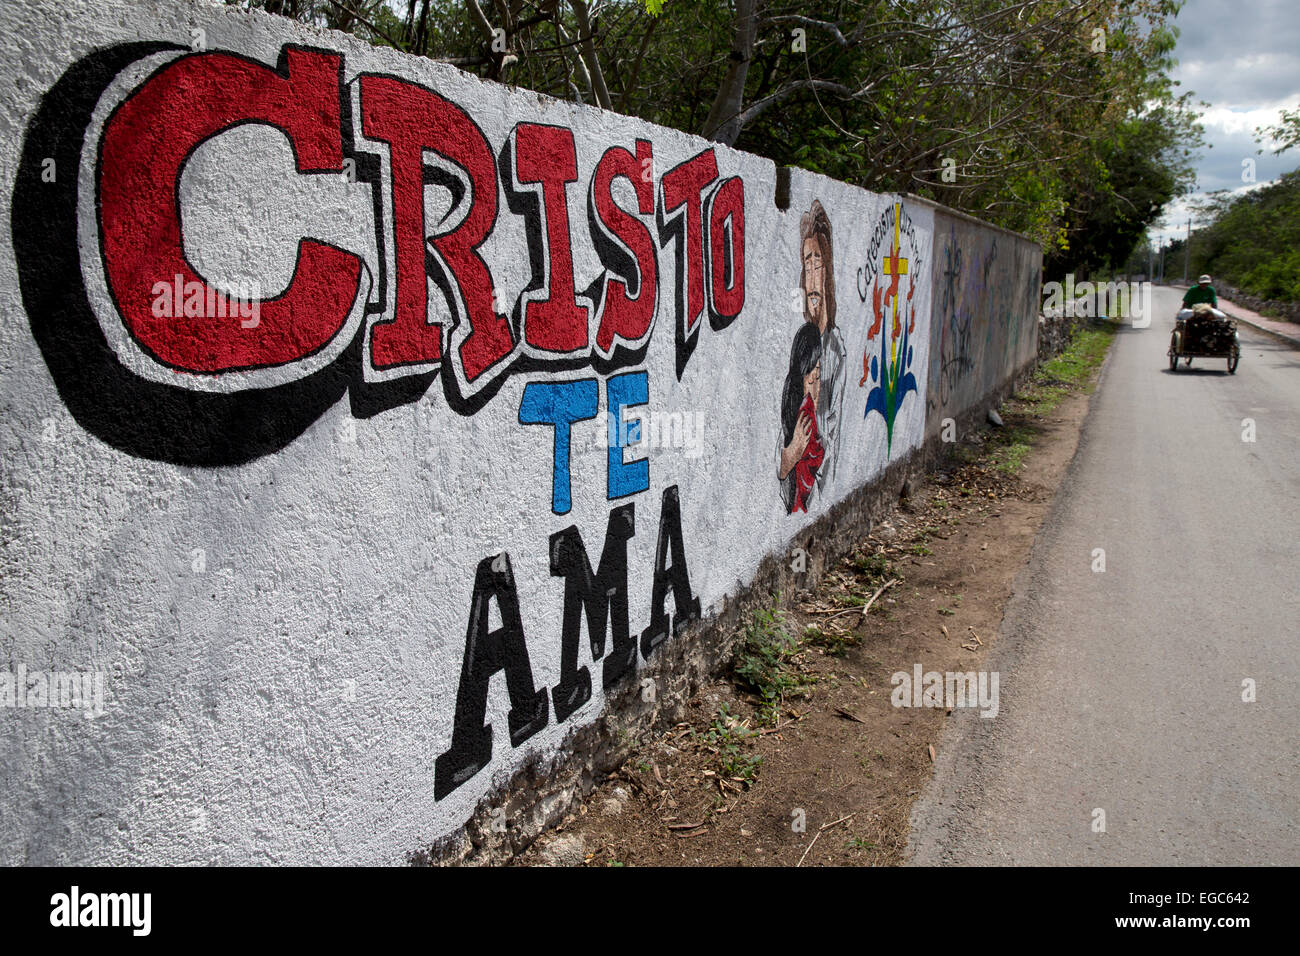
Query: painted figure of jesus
xmin=778 ymin=200 xmax=846 ymax=512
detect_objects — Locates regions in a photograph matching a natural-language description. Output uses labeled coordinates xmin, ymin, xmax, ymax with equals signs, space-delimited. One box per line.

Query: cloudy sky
xmin=1149 ymin=0 xmax=1300 ymax=247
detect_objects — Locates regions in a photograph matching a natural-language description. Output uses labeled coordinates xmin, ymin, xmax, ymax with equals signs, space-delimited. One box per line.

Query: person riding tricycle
xmin=1182 ymin=274 xmax=1219 ymax=311
xmin=1169 ymin=275 xmax=1240 ymax=373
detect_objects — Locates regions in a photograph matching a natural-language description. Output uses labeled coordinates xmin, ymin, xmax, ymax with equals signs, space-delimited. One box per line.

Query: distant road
xmin=908 ymin=285 xmax=1300 ymax=865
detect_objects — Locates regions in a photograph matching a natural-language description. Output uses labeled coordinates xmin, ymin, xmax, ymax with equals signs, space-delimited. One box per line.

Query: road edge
xmin=902 ymin=327 xmax=1121 ymax=866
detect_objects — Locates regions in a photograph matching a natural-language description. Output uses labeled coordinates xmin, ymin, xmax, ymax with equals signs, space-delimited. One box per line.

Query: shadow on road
xmin=1159 ymin=367 xmax=1234 ymax=376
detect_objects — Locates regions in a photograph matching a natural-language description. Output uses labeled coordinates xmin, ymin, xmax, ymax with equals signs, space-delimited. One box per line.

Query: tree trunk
xmin=570 ymin=0 xmax=613 ymax=111
xmin=701 ymin=0 xmax=758 ymax=146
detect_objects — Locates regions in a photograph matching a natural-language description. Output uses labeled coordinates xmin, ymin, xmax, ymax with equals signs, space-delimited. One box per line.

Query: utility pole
xmin=1182 ymin=218 xmax=1191 ymax=284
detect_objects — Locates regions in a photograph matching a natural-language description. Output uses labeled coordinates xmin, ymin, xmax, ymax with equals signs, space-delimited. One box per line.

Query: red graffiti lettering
xmin=33 ymin=42 xmax=748 ymax=462
xmin=511 ymin=123 xmax=588 ymax=355
xmin=659 ymin=150 xmax=719 ymax=341
xmin=591 ymin=140 xmax=657 ymax=355
xmin=359 ymin=74 xmax=510 ymax=379
xmin=99 ymin=48 xmax=362 ymax=373
xmin=706 ymin=176 xmax=745 ymax=321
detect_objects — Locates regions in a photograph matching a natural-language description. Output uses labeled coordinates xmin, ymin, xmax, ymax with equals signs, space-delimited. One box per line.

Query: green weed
xmin=734 ymin=605 xmax=806 ymax=723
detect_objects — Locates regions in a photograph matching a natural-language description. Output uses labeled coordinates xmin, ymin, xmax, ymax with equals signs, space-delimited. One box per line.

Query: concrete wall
xmin=0 ymin=0 xmax=1037 ymax=864
xmin=926 ymin=209 xmax=1043 ymax=437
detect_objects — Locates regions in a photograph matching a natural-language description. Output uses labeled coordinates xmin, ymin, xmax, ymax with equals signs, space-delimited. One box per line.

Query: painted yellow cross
xmin=882 ymin=202 xmax=909 ymax=365
xmin=882 ymin=202 xmax=909 ymax=293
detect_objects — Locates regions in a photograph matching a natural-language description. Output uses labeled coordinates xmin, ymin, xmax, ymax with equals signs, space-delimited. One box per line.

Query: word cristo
xmin=95 ymin=45 xmax=746 ymax=399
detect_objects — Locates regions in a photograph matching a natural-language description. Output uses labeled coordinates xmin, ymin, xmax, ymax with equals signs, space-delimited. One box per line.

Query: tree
xmin=1184 ymin=172 xmax=1300 ymax=302
xmin=232 ymin=0 xmax=1198 ymax=257
xmin=1256 ymin=104 xmax=1300 ymax=155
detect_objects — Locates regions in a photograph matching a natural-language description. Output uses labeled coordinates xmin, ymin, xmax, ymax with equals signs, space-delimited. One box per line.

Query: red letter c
xmin=98 ymin=47 xmax=363 ymax=374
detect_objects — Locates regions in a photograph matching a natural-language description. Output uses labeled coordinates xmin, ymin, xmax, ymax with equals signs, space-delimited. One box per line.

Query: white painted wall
xmin=0 ymin=0 xmax=1027 ymax=864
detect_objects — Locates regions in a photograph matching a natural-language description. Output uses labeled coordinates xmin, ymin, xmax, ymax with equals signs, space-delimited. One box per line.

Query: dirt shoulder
xmin=515 ymin=325 xmax=1117 ymax=867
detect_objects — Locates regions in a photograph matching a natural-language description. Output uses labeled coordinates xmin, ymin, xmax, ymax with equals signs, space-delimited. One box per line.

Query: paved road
xmin=908 ymin=286 xmax=1300 ymax=865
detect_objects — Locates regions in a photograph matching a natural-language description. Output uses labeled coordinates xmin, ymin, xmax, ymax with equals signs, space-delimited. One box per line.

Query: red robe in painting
xmin=792 ymin=394 xmax=824 ymax=514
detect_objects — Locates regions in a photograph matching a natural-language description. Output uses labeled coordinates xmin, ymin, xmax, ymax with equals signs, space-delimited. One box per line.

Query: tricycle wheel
xmin=1169 ymin=350 xmax=1178 ymax=371
xmin=1229 ymin=347 xmax=1240 ymax=374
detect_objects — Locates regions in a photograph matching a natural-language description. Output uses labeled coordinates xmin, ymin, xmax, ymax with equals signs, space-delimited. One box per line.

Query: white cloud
xmin=1150 ymin=179 xmax=1274 ymax=247
xmin=1196 ymin=102 xmax=1298 ymax=137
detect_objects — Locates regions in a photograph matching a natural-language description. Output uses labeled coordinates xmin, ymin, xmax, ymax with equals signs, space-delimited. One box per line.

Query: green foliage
xmin=803 ymin=623 xmax=859 ymax=657
xmin=703 ymin=703 xmax=750 ymax=747
xmin=1014 ymin=324 xmax=1118 ymax=417
xmin=1041 ymin=326 xmax=1118 ymax=385
xmin=852 ymin=552 xmax=893 ymax=582
xmin=973 ymin=323 xmax=1117 ymax=475
xmin=985 ymin=427 xmax=1035 ymax=475
xmin=699 ymin=703 xmax=763 ymax=782
xmin=246 ymin=1 xmax=1200 ymax=266
xmin=1182 ymin=170 xmax=1300 ymax=303
xmin=1045 ymin=102 xmax=1203 ymax=279
xmin=1257 ymin=105 xmax=1300 ymax=155
xmin=733 ymin=605 xmax=804 ymax=723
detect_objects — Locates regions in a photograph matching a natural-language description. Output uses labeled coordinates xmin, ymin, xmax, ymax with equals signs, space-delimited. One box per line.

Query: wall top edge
xmin=902 ymin=192 xmax=1042 ymax=249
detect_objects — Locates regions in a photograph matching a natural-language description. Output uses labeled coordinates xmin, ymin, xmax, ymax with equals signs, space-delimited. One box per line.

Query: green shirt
xmin=1183 ymin=284 xmax=1218 ymax=308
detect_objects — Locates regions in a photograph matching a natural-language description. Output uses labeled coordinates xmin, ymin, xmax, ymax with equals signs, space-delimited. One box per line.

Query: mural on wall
xmin=931 ymin=222 xmax=975 ymax=423
xmin=924 ymin=212 xmax=1042 ymax=438
xmin=12 ymin=44 xmax=746 ymax=467
xmin=10 ymin=36 xmax=744 ymax=810
xmin=777 ymin=200 xmax=845 ymax=514
xmin=859 ymin=201 xmax=921 ymax=453
xmin=0 ymin=0 xmax=1024 ymax=866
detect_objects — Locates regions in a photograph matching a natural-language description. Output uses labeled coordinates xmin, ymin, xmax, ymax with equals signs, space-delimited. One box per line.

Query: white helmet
xmin=1198 ymin=274 xmax=1212 ymax=284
